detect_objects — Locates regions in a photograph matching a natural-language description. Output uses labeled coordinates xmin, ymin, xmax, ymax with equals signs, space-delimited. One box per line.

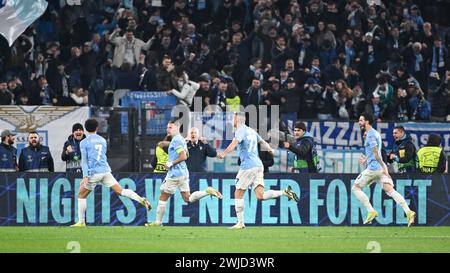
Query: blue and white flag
xmin=0 ymin=0 xmax=48 ymax=46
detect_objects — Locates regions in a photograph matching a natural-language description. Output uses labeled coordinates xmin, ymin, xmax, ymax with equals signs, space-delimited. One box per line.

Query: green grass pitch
xmin=0 ymin=226 xmax=449 ymax=253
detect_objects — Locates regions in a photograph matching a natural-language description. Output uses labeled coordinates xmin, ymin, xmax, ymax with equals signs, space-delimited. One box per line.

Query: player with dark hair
xmin=70 ymin=118 xmax=151 ymax=227
xmin=353 ymin=113 xmax=416 ymax=226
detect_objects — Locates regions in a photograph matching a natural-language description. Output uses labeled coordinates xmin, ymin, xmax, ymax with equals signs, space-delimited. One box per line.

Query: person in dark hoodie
xmin=61 ymin=123 xmax=86 ymax=173
xmin=283 ymin=121 xmax=320 ymax=173
xmin=388 ymin=126 xmax=417 ymax=173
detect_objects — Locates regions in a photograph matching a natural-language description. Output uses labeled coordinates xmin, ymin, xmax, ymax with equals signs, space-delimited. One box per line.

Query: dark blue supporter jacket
xmin=61 ymin=134 xmax=86 ymax=172
xmin=19 ymin=144 xmax=54 ymax=172
xmin=0 ymin=142 xmax=18 ymax=172
xmin=186 ymin=140 xmax=217 ymax=172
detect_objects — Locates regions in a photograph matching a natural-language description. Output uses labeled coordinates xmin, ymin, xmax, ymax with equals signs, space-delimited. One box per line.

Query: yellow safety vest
xmin=226 ymin=96 xmax=241 ymax=112
xmin=417 ymin=146 xmax=442 ymax=174
xmin=154 ymin=146 xmax=169 ymax=173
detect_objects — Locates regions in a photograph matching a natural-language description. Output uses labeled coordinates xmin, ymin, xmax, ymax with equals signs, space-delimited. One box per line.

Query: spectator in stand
xmin=29 ymin=75 xmax=56 ymax=105
xmin=429 ymin=71 xmax=450 ymax=122
xmin=390 ymin=87 xmax=411 ymax=121
xmin=408 ymin=85 xmax=431 ymax=121
xmin=167 ymin=68 xmax=199 ymax=109
xmin=428 ymin=36 xmax=448 ymax=81
xmin=317 ymin=81 xmax=339 ymax=121
xmin=0 ymin=0 xmax=448 ymax=120
xmin=8 ymin=78 xmax=25 ymax=105
xmin=364 ymin=91 xmax=383 ymax=122
xmin=278 ymin=77 xmax=301 ymax=128
xmin=156 ymin=55 xmax=177 ymax=91
xmin=299 ymin=77 xmax=321 ymax=119
xmin=0 ymin=79 xmax=13 ymax=105
xmin=109 ymin=27 xmax=155 ymax=69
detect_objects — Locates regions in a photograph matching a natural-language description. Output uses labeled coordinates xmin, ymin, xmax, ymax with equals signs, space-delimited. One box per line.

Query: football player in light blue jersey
xmin=146 ymin=119 xmax=222 ymax=227
xmin=71 ymin=119 xmax=151 ymax=227
xmin=352 ymin=113 xmax=415 ymax=227
xmin=218 ymin=113 xmax=299 ymax=229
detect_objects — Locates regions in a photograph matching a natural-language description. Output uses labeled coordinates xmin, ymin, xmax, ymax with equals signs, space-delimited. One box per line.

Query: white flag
xmin=0 ymin=0 xmax=48 ymax=47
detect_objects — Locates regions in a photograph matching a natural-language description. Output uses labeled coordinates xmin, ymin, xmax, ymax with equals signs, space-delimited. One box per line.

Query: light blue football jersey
xmin=80 ymin=134 xmax=111 ymax=177
xmin=235 ymin=125 xmax=263 ymax=170
xmin=364 ymin=128 xmax=383 ymax=171
xmin=167 ymin=134 xmax=189 ymax=178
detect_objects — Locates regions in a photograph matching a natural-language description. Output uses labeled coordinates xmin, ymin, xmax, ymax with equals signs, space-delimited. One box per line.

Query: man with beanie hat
xmin=283 ymin=121 xmax=320 ymax=173
xmin=61 ymin=123 xmax=86 ymax=172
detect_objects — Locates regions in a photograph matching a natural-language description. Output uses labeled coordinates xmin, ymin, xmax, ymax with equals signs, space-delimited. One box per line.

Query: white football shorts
xmin=160 ymin=175 xmax=190 ymax=194
xmin=84 ymin=172 xmax=119 ymax=191
xmin=235 ymin=167 xmax=265 ymax=190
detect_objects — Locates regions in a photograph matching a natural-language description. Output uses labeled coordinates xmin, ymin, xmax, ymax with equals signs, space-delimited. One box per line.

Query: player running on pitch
xmin=353 ymin=112 xmax=416 ymax=226
xmin=218 ymin=112 xmax=299 ymax=229
xmin=71 ymin=118 xmax=151 ymax=227
xmin=146 ymin=119 xmax=222 ymax=226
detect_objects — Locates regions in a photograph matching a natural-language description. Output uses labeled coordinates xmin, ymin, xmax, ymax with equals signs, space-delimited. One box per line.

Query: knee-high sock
xmin=235 ymin=198 xmax=245 ymax=224
xmin=386 ymin=190 xmax=411 ymax=214
xmin=352 ymin=187 xmax=375 ymax=213
xmin=156 ymin=200 xmax=167 ymax=224
xmin=121 ymin=189 xmax=143 ymax=203
xmin=78 ymin=198 xmax=87 ymax=223
xmin=189 ymin=191 xmax=208 ymax=203
xmin=263 ymin=190 xmax=283 ymax=200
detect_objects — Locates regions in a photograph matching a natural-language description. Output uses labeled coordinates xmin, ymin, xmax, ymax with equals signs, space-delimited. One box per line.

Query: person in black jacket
xmin=387 ymin=126 xmax=417 ymax=173
xmin=283 ymin=121 xmax=319 ymax=173
xmin=0 ymin=129 xmax=18 ymax=172
xmin=19 ymin=131 xmax=54 ymax=172
xmin=61 ymin=123 xmax=86 ymax=173
xmin=186 ymin=127 xmax=217 ymax=172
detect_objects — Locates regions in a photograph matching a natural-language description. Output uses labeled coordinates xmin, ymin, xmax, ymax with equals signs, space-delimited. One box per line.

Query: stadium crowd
xmin=0 ymin=0 xmax=449 ymax=124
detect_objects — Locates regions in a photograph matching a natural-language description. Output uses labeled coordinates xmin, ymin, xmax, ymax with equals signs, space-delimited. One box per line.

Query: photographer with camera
xmin=430 ymin=71 xmax=450 ymax=122
xmin=408 ymin=85 xmax=430 ymax=121
xmin=317 ymin=81 xmax=339 ymax=120
xmin=389 ymin=87 xmax=411 ymax=121
xmin=283 ymin=122 xmax=320 ymax=173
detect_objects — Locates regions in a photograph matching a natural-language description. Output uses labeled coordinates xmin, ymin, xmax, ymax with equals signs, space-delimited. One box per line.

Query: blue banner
xmin=185 ymin=114 xmax=450 ymax=153
xmin=306 ymin=121 xmax=450 ymax=153
xmin=120 ymin=91 xmax=176 ymax=135
xmin=1 ymin=173 xmax=448 ymax=226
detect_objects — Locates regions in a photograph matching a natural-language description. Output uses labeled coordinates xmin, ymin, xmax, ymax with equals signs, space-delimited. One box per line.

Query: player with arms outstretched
xmin=71 ymin=118 xmax=151 ymax=227
xmin=353 ymin=113 xmax=416 ymax=226
xmin=218 ymin=112 xmax=299 ymax=229
xmin=146 ymin=119 xmax=222 ymax=226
